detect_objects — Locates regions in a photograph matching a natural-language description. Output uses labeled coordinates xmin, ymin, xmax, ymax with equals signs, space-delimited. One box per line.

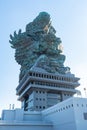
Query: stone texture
xmin=9 ymin=12 xmax=70 ymax=81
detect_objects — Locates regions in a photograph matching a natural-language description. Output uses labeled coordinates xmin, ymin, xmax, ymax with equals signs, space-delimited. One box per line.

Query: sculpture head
xmin=26 ymin=12 xmax=51 ymax=35
xmin=34 ymin=12 xmax=51 ymax=25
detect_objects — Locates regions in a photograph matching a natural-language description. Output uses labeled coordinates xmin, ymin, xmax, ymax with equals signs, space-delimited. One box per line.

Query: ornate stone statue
xmin=9 ymin=12 xmax=70 ymax=81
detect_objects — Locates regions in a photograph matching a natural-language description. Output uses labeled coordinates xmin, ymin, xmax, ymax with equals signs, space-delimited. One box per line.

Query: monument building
xmin=16 ymin=69 xmax=80 ymax=111
xmin=0 ymin=12 xmax=87 ymax=130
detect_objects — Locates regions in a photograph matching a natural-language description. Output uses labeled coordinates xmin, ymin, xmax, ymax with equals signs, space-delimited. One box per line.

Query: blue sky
xmin=0 ymin=0 xmax=87 ymax=116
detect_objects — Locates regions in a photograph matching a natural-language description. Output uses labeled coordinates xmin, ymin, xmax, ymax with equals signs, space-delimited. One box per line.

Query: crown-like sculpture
xmin=9 ymin=12 xmax=70 ymax=81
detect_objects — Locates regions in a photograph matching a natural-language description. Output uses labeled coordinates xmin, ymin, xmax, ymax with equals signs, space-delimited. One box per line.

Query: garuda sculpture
xmin=9 ymin=12 xmax=70 ymax=81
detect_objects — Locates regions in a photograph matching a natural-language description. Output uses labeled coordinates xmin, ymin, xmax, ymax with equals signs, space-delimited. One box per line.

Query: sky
xmin=0 ymin=0 xmax=87 ymax=117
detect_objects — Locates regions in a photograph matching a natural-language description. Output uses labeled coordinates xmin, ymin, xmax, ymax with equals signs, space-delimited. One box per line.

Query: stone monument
xmin=9 ymin=12 xmax=79 ymax=111
xmin=1 ymin=12 xmax=87 ymax=130
xmin=9 ymin=12 xmax=70 ymax=81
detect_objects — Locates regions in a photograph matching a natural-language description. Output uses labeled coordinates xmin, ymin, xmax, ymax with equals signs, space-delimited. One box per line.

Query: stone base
xmin=1 ymin=97 xmax=87 ymax=130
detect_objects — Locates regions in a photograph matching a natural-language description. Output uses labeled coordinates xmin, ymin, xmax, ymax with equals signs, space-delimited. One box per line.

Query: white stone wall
xmin=0 ymin=122 xmax=53 ymax=130
xmin=73 ymin=98 xmax=87 ymax=130
xmin=42 ymin=97 xmax=87 ymax=130
xmin=0 ymin=110 xmax=53 ymax=130
xmin=1 ymin=97 xmax=87 ymax=130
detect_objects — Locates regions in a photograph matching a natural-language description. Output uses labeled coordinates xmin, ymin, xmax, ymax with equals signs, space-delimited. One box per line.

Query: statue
xmin=9 ymin=12 xmax=70 ymax=81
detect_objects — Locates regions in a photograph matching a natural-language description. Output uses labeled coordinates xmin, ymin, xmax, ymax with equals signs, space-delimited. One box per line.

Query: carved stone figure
xmin=9 ymin=12 xmax=70 ymax=81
